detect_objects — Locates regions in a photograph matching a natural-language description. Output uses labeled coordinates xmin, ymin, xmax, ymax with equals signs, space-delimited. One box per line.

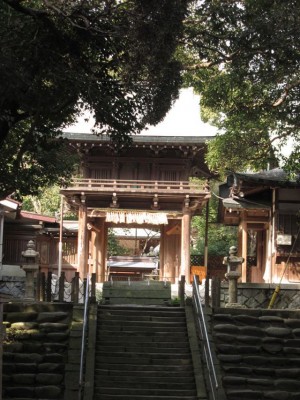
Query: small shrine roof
xmin=232 ymin=168 xmax=300 ymax=187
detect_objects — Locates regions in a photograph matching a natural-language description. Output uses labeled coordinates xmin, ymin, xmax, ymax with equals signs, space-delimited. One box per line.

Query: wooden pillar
xmin=77 ymin=204 xmax=88 ymax=278
xmin=264 ymin=226 xmax=272 ymax=283
xmin=99 ymin=219 xmax=107 ymax=282
xmin=241 ymin=218 xmax=247 ymax=282
xmin=271 ymin=188 xmax=276 ymax=282
xmin=181 ymin=211 xmax=191 ymax=283
xmin=89 ymin=218 xmax=106 ymax=282
xmin=90 ymin=229 xmax=97 ymax=275
xmin=160 ymin=225 xmax=165 ymax=280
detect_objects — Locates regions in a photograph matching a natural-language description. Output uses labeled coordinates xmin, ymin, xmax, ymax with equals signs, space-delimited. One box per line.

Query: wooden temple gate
xmin=61 ymin=134 xmax=212 ymax=283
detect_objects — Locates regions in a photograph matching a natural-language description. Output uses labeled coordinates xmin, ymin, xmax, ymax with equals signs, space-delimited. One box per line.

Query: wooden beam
xmin=245 ymin=216 xmax=269 ymax=223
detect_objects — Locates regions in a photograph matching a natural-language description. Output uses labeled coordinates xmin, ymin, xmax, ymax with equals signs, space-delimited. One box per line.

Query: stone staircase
xmin=210 ymin=307 xmax=300 ymax=400
xmin=93 ymin=305 xmax=200 ymax=400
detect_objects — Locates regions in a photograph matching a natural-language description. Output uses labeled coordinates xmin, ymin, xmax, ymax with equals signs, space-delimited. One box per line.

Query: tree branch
xmin=273 ymin=79 xmax=300 ymax=107
xmin=3 ymin=0 xmax=48 ymax=17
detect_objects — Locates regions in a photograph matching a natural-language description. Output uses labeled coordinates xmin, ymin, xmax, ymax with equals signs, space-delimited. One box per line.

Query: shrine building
xmin=60 ymin=133 xmax=213 ymax=283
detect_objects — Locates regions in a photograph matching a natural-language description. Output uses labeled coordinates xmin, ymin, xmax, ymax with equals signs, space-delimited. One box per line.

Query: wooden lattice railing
xmin=64 ymin=178 xmax=207 ymax=193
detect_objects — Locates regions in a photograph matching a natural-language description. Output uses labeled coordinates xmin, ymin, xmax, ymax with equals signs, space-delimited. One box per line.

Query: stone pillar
xmin=21 ymin=240 xmax=39 ymax=300
xmin=223 ymin=246 xmax=245 ymax=308
xmin=181 ymin=211 xmax=191 ymax=283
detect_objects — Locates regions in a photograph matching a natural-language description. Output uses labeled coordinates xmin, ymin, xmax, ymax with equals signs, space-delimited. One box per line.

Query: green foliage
xmin=22 ymin=186 xmax=61 ymax=216
xmin=181 ymin=0 xmax=300 ymax=176
xmin=169 ymin=297 xmax=180 ymax=307
xmin=107 ymin=229 xmax=130 ymax=257
xmin=0 ymin=0 xmax=188 ymax=198
xmin=22 ymin=184 xmax=77 ymax=219
xmin=191 ymin=181 xmax=237 ymax=256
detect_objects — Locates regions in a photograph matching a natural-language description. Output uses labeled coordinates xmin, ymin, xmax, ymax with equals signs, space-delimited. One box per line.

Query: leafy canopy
xmin=0 ymin=0 xmax=188 ymax=198
xmin=191 ymin=182 xmax=237 ymax=256
xmin=181 ymin=0 xmax=300 ymax=176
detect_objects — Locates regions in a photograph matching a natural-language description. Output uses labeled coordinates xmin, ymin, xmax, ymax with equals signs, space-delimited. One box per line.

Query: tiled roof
xmin=234 ymin=168 xmax=299 ymax=186
xmin=62 ymin=132 xmax=212 ymax=145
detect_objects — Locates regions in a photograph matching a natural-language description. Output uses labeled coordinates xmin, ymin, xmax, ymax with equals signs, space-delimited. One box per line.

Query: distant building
xmin=219 ymin=168 xmax=300 ymax=283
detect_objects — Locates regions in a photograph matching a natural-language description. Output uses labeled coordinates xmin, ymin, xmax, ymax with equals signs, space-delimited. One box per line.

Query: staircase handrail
xmin=192 ymin=275 xmax=219 ymax=400
xmin=78 ymin=274 xmax=90 ymax=400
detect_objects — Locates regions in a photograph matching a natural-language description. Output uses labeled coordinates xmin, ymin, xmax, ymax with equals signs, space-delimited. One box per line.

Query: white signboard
xmin=277 ymin=234 xmax=292 ymax=245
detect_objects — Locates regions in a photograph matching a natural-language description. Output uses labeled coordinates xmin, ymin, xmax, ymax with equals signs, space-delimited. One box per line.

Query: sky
xmin=64 ymin=87 xmax=294 ymax=159
xmin=64 ymin=87 xmax=217 ymax=137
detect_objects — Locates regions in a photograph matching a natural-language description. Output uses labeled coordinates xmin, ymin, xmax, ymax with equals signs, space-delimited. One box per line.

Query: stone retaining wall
xmin=209 ymin=307 xmax=300 ymax=400
xmin=3 ymin=302 xmax=83 ymax=400
xmin=220 ymin=283 xmax=300 ymax=309
xmin=0 ymin=276 xmax=25 ymax=299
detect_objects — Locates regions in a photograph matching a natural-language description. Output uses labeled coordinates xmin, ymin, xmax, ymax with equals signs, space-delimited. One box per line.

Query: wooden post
xmin=211 ymin=277 xmax=220 ymax=308
xmin=181 ymin=211 xmax=191 ymax=283
xmin=179 ymin=275 xmax=185 ymax=307
xmin=98 ymin=218 xmax=106 ymax=282
xmin=59 ymin=272 xmax=65 ymax=302
xmin=83 ymin=278 xmax=87 ymax=303
xmin=36 ymin=272 xmax=42 ymax=302
xmin=72 ymin=272 xmax=80 ymax=304
xmin=204 ymin=200 xmax=209 ymax=268
xmin=205 ymin=276 xmax=210 ymax=307
xmin=193 ymin=274 xmax=200 ymax=300
xmin=91 ymin=273 xmax=96 ymax=303
xmin=90 ymin=229 xmax=97 ymax=275
xmin=40 ymin=272 xmax=46 ymax=301
xmin=241 ymin=219 xmax=247 ymax=282
xmin=46 ymin=271 xmax=52 ymax=302
xmin=159 ymin=225 xmax=165 ymax=280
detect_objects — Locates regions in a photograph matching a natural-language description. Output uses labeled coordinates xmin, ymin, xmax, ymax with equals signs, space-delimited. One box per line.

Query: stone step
xmin=94 ymin=305 xmax=197 ymax=400
xmin=97 ymin=326 xmax=188 ymax=334
xmin=95 ymin=372 xmax=195 ymax=382
xmin=97 ymin=329 xmax=188 ymax=343
xmin=98 ymin=317 xmax=186 ymax=329
xmin=98 ymin=306 xmax=185 ymax=317
xmin=96 ymin=344 xmax=191 ymax=353
xmin=95 ymin=380 xmax=196 ymax=389
xmin=95 ymin=387 xmax=197 ymax=396
xmin=98 ymin=314 xmax=187 ymax=323
xmin=95 ymin=356 xmax=193 ymax=366
xmin=97 ymin=334 xmax=189 ymax=343
xmin=94 ymin=395 xmax=197 ymax=400
xmin=95 ymin=364 xmax=194 ymax=373
xmin=96 ymin=349 xmax=192 ymax=358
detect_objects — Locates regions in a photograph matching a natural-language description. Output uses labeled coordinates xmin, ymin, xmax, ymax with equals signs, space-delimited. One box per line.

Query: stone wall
xmin=0 ymin=276 xmax=25 ymax=299
xmin=209 ymin=307 xmax=300 ymax=400
xmin=3 ymin=302 xmax=83 ymax=400
xmin=220 ymin=282 xmax=300 ymax=309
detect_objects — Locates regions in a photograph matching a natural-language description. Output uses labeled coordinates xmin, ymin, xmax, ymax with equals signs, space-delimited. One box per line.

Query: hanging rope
xmin=106 ymin=211 xmax=168 ymax=225
xmin=268 ymin=225 xmax=300 ymax=309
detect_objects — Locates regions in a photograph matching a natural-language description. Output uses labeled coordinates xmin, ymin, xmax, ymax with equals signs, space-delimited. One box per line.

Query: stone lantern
xmin=21 ymin=240 xmax=39 ymax=301
xmin=223 ymin=246 xmax=245 ymax=308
